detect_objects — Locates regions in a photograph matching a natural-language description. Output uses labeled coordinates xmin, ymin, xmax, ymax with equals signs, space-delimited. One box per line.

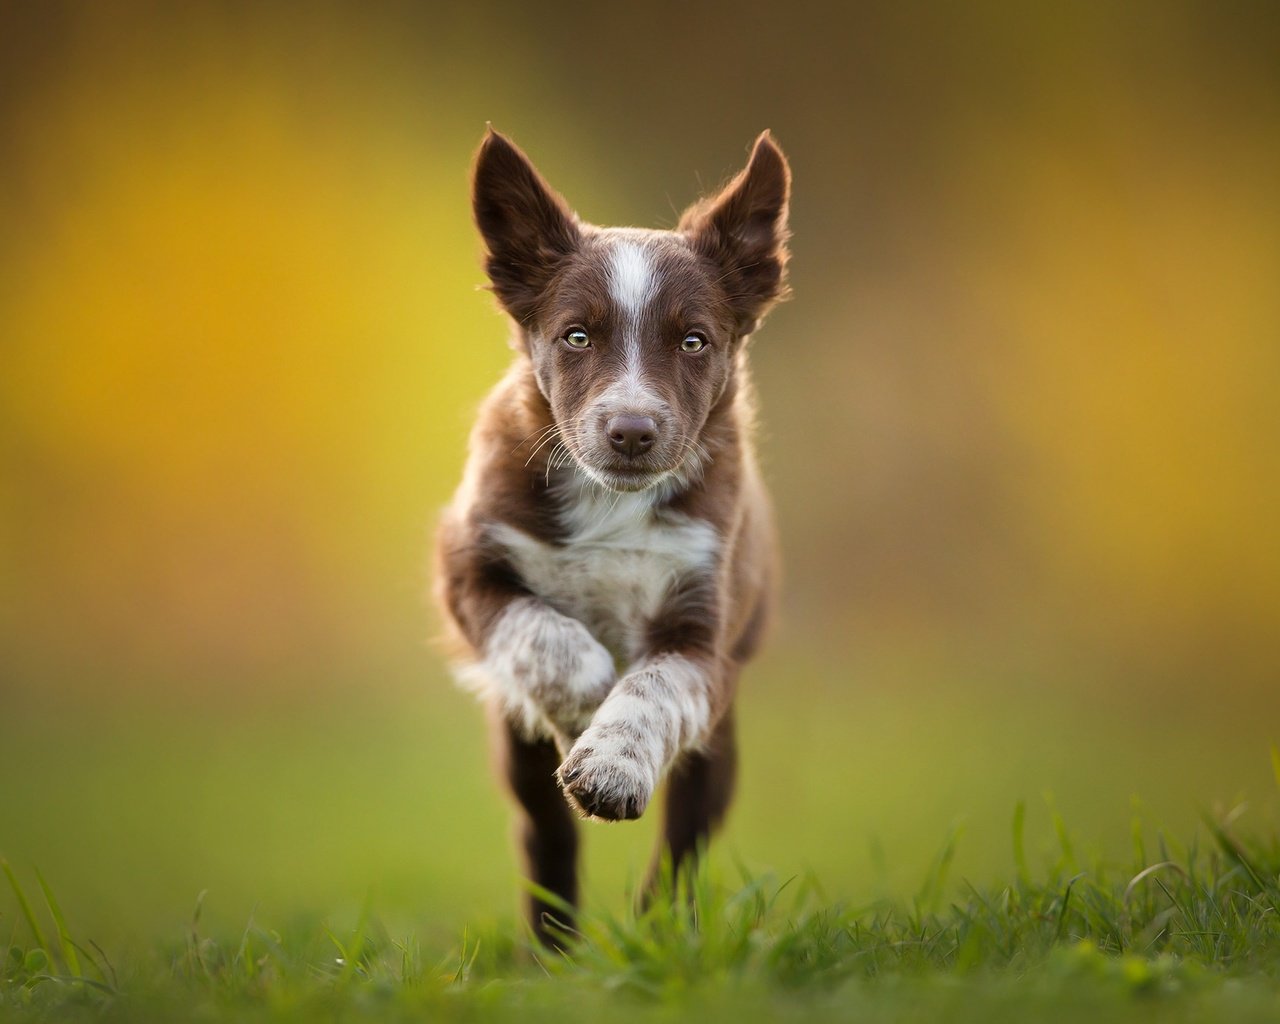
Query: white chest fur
xmin=488 ymin=480 xmax=719 ymax=663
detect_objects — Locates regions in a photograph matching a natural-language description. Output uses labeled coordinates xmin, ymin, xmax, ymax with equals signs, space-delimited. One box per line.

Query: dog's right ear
xmin=472 ymin=128 xmax=581 ymax=323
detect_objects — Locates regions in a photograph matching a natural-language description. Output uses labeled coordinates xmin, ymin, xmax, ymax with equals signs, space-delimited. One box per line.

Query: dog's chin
xmin=578 ymin=461 xmax=672 ymax=494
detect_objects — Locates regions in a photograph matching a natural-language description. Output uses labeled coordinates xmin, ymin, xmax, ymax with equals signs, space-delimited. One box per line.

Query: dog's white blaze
xmin=607 ymin=240 xmax=655 ymax=321
xmin=606 ymin=239 xmax=659 ymax=403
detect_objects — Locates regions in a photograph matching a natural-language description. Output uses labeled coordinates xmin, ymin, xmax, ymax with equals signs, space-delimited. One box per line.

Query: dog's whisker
xmin=545 ymin=438 xmax=582 ymax=483
xmin=523 ymin=427 xmax=563 ymax=467
xmin=521 ymin=422 xmax=560 ymax=444
xmin=511 ymin=422 xmax=560 ymax=457
xmin=543 ymin=442 xmax=565 ymax=484
xmin=524 ymin=434 xmax=561 ymax=465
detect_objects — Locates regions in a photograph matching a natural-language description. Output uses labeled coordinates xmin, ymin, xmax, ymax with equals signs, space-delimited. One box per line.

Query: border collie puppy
xmin=435 ymin=128 xmax=790 ymax=943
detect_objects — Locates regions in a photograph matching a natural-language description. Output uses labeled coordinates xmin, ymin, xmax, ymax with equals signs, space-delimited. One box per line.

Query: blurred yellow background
xmin=1 ymin=1 xmax=1277 ymax=945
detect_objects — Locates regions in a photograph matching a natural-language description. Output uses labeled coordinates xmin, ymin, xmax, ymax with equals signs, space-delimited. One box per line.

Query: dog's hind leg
xmin=491 ymin=707 xmax=580 ymax=947
xmin=644 ymin=704 xmax=737 ymax=902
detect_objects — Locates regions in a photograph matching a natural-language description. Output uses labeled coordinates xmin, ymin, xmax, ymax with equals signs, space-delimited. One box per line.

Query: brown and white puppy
xmin=435 ymin=127 xmax=789 ymax=943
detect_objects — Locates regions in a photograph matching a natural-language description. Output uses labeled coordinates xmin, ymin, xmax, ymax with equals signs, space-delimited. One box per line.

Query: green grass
xmin=4 ymin=650 xmax=1277 ymax=950
xmin=2 ymin=651 xmax=1278 ymax=1020
xmin=4 ymin=803 xmax=1279 ymax=1023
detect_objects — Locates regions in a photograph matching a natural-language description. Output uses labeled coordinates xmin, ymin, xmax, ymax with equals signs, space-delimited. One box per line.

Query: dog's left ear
xmin=680 ymin=131 xmax=791 ymax=335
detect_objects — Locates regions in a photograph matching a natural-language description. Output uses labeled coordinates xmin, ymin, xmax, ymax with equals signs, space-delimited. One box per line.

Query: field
xmin=4 ymin=648 xmax=1279 ymax=1022
xmin=3 ymin=4 xmax=1279 ymax=1020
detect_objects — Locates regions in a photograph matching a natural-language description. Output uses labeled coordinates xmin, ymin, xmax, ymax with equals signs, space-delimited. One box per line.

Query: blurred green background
xmin=2 ymin=2 xmax=1277 ymax=949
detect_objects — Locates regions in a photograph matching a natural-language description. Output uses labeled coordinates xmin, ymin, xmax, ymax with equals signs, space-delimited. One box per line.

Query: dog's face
xmin=472 ymin=129 xmax=790 ymax=492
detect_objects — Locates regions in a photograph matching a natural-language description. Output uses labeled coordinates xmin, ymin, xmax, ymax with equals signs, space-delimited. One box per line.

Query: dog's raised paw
xmin=556 ymin=743 xmax=654 ymax=822
xmin=483 ymin=599 xmax=617 ymax=737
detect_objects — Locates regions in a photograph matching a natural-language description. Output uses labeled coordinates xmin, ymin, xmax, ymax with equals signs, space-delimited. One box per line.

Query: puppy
xmin=435 ymin=127 xmax=789 ymax=943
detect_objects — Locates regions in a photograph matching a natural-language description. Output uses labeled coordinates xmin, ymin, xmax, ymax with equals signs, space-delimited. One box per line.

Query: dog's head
xmin=472 ymin=128 xmax=791 ymax=492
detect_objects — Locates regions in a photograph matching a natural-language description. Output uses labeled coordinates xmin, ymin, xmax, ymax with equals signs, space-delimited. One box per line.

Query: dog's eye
xmin=563 ymin=328 xmax=591 ymax=349
xmin=680 ymin=332 xmax=707 ymax=354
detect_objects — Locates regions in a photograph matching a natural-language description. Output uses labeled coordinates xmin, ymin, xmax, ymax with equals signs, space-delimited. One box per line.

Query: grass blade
xmin=36 ymin=868 xmax=81 ymax=977
xmin=1055 ymin=873 xmax=1086 ymax=941
xmin=2 ymin=858 xmax=49 ymax=953
xmin=1012 ymin=801 xmax=1030 ymax=887
xmin=332 ymin=891 xmax=374 ymax=985
xmin=81 ymin=938 xmax=119 ymax=991
xmin=1122 ymin=862 xmax=1187 ymax=908
xmin=1045 ymin=794 xmax=1077 ymax=872
xmin=916 ymin=825 xmax=962 ymax=915
xmin=29 ymin=973 xmax=115 ymax=993
xmin=1202 ymin=814 xmax=1271 ymax=897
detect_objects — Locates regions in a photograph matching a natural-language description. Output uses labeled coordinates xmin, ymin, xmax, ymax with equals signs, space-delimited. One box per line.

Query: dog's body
xmin=435 ymin=129 xmax=790 ymax=942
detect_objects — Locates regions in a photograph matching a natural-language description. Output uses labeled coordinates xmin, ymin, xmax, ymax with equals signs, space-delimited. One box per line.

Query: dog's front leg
xmin=556 ymin=652 xmax=717 ymax=821
xmin=481 ymin=596 xmax=618 ymax=747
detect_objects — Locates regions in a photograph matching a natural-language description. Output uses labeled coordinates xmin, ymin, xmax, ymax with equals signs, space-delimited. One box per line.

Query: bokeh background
xmin=2 ymin=1 xmax=1278 ymax=948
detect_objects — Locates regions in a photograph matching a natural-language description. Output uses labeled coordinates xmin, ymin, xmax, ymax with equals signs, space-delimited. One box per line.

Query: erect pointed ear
xmin=679 ymin=131 xmax=791 ymax=335
xmin=472 ymin=127 xmax=582 ymax=323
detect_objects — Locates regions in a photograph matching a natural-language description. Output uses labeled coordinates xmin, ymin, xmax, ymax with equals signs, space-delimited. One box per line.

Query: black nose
xmin=607 ymin=415 xmax=657 ymax=458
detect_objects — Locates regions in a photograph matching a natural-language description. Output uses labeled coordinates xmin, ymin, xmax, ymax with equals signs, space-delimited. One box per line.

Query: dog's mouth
xmin=559 ymin=432 xmax=704 ymax=493
xmin=562 ymin=445 xmax=677 ymax=493
xmin=593 ymin=464 xmax=671 ymax=492
xmin=573 ymin=459 xmax=669 ymax=493
xmin=578 ymin=449 xmax=713 ymax=494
